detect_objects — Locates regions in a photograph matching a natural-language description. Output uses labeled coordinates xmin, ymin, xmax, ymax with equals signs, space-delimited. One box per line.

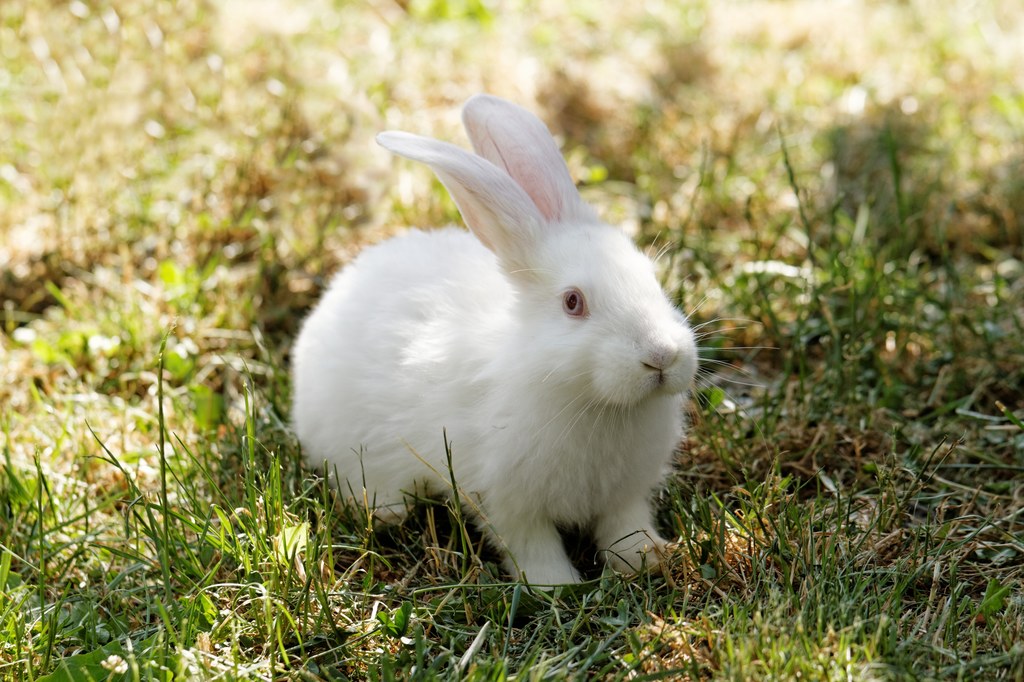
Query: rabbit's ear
xmin=462 ymin=94 xmax=596 ymax=224
xmin=377 ymin=131 xmax=544 ymax=271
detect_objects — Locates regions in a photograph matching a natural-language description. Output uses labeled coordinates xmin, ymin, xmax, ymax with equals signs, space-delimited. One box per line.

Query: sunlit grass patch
xmin=2 ymin=0 xmax=1023 ymax=678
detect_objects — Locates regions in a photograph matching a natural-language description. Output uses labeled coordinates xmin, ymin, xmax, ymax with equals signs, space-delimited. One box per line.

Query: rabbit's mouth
xmin=646 ymin=371 xmax=690 ymax=397
xmin=588 ymin=344 xmax=696 ymax=406
xmin=645 ymin=357 xmax=697 ymax=400
xmin=643 ymin=363 xmax=668 ymax=388
xmin=639 ymin=345 xmax=696 ymax=397
xmin=596 ymin=366 xmax=692 ymax=407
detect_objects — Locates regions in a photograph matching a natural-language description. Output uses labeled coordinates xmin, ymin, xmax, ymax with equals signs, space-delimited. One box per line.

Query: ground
xmin=1 ymin=0 xmax=1022 ymax=679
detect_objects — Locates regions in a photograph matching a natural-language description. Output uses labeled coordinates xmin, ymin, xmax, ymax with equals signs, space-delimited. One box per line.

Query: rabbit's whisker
xmin=698 ymin=375 xmax=765 ymax=389
xmin=693 ymin=326 xmax=757 ymax=341
xmin=683 ymin=295 xmax=711 ymax=321
xmin=652 ymin=239 xmax=676 ymax=264
xmin=690 ymin=316 xmax=752 ymax=332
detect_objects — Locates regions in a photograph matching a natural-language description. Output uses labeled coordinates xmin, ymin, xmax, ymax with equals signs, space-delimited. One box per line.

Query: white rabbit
xmin=292 ymin=94 xmax=697 ymax=585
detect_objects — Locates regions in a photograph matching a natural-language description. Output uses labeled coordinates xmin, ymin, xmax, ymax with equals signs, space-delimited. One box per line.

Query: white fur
xmin=292 ymin=95 xmax=697 ymax=585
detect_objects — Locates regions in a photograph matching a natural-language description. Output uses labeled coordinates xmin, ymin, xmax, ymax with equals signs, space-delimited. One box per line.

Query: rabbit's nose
xmin=641 ymin=345 xmax=679 ymax=373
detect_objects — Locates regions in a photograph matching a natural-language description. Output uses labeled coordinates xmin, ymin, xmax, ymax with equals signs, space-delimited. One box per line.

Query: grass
xmin=1 ymin=0 xmax=1023 ymax=679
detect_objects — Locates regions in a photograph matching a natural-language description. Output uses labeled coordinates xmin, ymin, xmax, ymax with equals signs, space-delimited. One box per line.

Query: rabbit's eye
xmin=562 ymin=288 xmax=588 ymax=318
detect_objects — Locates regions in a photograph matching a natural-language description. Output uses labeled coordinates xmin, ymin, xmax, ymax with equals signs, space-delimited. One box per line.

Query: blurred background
xmin=3 ymin=0 xmax=1021 ymax=450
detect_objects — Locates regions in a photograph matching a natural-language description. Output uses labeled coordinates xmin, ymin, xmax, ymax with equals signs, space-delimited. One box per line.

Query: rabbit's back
xmin=292 ymin=227 xmax=509 ymax=495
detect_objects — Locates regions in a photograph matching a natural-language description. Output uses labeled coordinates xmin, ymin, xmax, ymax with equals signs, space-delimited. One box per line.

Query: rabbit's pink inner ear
xmin=376 ymin=129 xmax=543 ymax=271
xmin=470 ymin=135 xmax=569 ymax=223
xmin=511 ymin=163 xmax=566 ymax=223
xmin=428 ymin=163 xmax=544 ymax=269
xmin=463 ymin=95 xmax=593 ymax=225
xmin=442 ymin=183 xmax=497 ymax=251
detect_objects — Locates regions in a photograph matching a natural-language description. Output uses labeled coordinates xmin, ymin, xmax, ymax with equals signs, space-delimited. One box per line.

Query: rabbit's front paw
xmin=494 ymin=518 xmax=582 ymax=586
xmin=513 ymin=559 xmax=582 ymax=587
xmin=370 ymin=502 xmax=409 ymax=528
xmin=600 ymin=528 xmax=668 ymax=575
